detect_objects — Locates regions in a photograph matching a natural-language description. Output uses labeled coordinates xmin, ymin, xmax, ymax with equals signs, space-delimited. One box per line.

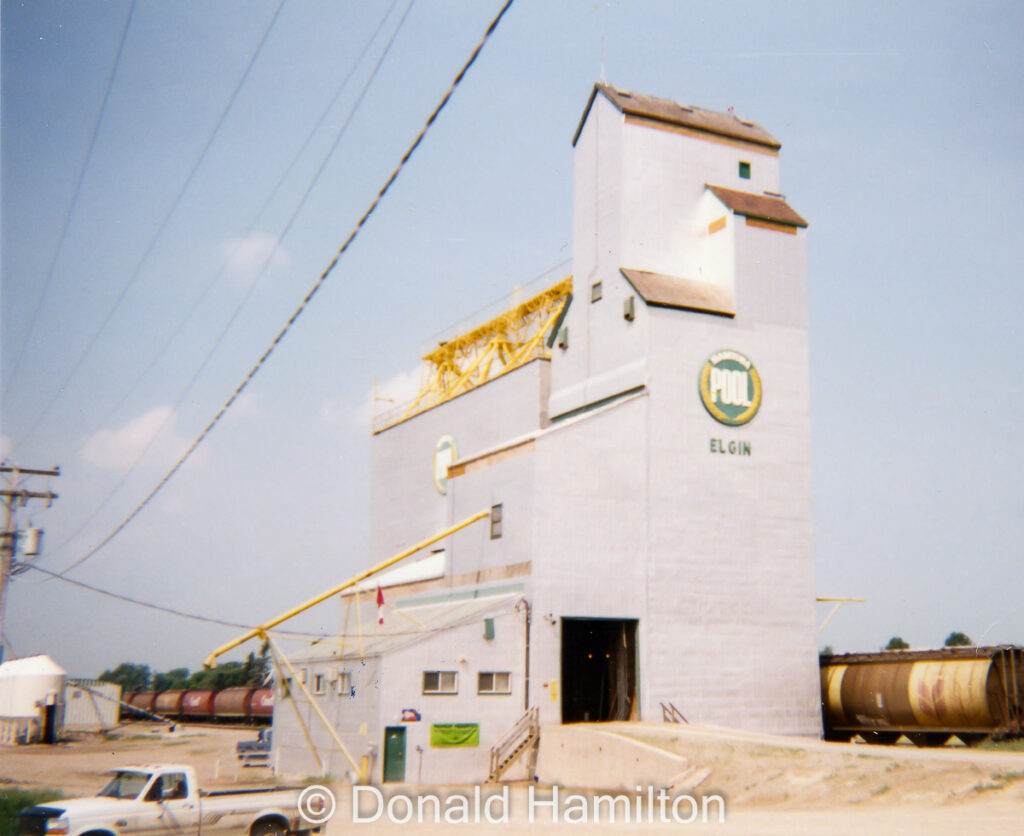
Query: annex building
xmin=272 ymin=84 xmax=821 ymax=783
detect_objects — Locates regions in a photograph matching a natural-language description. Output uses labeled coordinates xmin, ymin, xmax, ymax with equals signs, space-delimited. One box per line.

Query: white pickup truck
xmin=18 ymin=764 xmax=325 ymax=836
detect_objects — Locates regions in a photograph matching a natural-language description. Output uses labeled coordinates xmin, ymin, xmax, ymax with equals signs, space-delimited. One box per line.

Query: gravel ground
xmin=1 ymin=721 xmax=1022 ymax=835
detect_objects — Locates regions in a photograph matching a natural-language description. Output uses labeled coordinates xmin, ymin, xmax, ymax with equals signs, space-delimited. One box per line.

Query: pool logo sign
xmin=699 ymin=350 xmax=762 ymax=426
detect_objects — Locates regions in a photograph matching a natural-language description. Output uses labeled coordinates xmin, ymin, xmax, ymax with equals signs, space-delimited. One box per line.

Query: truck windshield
xmin=98 ymin=771 xmax=151 ymax=799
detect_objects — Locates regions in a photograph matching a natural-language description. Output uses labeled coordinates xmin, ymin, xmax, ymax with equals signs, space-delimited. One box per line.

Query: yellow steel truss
xmin=376 ymin=276 xmax=572 ymax=432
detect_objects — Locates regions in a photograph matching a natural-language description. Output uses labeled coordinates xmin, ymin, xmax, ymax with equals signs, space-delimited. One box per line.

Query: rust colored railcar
xmin=249 ymin=688 xmax=274 ymax=719
xmin=821 ymin=645 xmax=1023 ymax=745
xmin=153 ymin=690 xmax=186 ymax=715
xmin=118 ymin=686 xmax=273 ymax=723
xmin=127 ymin=691 xmax=156 ymax=714
xmin=212 ymin=687 xmax=254 ymax=719
xmin=180 ymin=689 xmax=216 ymax=718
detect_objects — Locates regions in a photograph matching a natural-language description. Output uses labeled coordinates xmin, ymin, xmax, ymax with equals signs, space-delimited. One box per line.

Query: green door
xmin=383 ymin=726 xmax=406 ymax=783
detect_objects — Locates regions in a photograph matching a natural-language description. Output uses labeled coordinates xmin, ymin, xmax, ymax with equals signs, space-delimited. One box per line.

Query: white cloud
xmin=220 ymin=231 xmax=291 ymax=285
xmin=80 ymin=406 xmax=204 ymax=470
xmin=344 ymin=367 xmax=423 ymax=430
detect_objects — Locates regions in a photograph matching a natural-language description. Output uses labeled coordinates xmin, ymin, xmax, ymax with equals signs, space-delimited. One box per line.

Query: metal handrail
xmin=660 ymin=701 xmax=688 ymax=724
xmin=488 ymin=706 xmax=539 ymax=781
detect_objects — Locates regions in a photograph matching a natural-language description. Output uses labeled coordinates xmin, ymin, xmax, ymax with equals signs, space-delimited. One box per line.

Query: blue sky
xmin=2 ymin=0 xmax=1022 ymax=677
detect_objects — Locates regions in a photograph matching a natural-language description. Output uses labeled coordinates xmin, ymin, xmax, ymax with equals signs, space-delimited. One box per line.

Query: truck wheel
xmin=251 ymin=821 xmax=286 ymax=836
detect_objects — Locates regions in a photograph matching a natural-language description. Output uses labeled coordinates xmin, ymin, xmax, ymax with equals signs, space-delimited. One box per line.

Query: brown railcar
xmin=820 ymin=645 xmax=1023 ymax=745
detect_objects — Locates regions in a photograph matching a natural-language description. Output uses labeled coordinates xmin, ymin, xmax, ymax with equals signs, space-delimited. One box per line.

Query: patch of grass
xmin=989 ymin=770 xmax=1024 ymax=784
xmin=872 ymin=784 xmax=890 ymax=796
xmin=980 ymin=738 xmax=1024 ymax=752
xmin=885 ymin=761 xmax=902 ymax=772
xmin=972 ymin=780 xmax=1005 ymax=793
xmin=747 ymin=744 xmax=806 ymax=759
xmin=0 ymin=787 xmax=65 ymax=836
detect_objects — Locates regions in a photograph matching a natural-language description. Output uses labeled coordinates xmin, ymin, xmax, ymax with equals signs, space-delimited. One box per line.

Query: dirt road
xmin=1 ymin=722 xmax=1021 ymax=834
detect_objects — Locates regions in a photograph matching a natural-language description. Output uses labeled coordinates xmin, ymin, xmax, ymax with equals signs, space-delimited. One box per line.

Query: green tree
xmin=99 ymin=662 xmax=151 ymax=692
xmin=152 ymin=668 xmax=190 ymax=691
xmin=819 ymin=645 xmax=835 ymax=657
xmin=186 ymin=661 xmax=248 ymax=690
xmin=884 ymin=636 xmax=909 ymax=651
xmin=185 ymin=650 xmax=271 ymax=691
xmin=243 ymin=647 xmax=271 ymax=686
xmin=944 ymin=631 xmax=972 ymax=647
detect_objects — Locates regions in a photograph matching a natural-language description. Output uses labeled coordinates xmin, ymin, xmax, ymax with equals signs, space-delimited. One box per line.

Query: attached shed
xmin=62 ymin=679 xmax=121 ymax=733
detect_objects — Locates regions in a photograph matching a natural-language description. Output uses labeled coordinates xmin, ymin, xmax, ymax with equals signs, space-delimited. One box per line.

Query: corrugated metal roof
xmin=620 ymin=268 xmax=735 ymax=317
xmin=288 ymin=590 xmax=523 ymax=663
xmin=574 ymin=83 xmax=781 ymax=149
xmin=706 ymin=184 xmax=808 ymax=228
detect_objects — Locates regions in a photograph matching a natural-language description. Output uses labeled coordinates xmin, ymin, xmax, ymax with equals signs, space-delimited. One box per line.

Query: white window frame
xmin=490 ymin=504 xmax=503 ymax=540
xmin=422 ymin=670 xmax=458 ymax=695
xmin=477 ymin=671 xmax=512 ymax=695
xmin=335 ymin=671 xmax=352 ymax=696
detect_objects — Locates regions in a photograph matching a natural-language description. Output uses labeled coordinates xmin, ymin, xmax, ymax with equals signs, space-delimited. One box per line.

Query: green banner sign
xmin=430 ymin=723 xmax=480 ymax=747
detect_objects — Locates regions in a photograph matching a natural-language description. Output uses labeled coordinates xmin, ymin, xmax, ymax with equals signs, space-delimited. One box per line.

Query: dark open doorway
xmin=561 ymin=618 xmax=638 ymax=723
xmin=42 ymin=703 xmax=58 ymax=744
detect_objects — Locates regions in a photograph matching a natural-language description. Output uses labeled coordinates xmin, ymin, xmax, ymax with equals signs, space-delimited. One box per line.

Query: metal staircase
xmin=660 ymin=701 xmax=688 ymax=724
xmin=487 ymin=707 xmax=540 ymax=783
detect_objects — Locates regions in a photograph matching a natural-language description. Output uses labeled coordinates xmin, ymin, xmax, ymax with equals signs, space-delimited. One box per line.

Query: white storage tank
xmin=0 ymin=654 xmax=66 ymax=744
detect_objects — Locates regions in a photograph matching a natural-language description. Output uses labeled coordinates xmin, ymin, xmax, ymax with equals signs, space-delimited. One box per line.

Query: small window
xmin=423 ymin=671 xmax=458 ymax=694
xmin=335 ymin=671 xmax=352 ymax=696
xmin=738 ymin=161 xmax=751 ymax=179
xmin=313 ymin=673 xmax=326 ymax=695
xmin=478 ymin=672 xmax=512 ymax=695
xmin=591 ymin=281 xmax=603 ymax=302
xmin=299 ymin=668 xmax=308 ymax=685
xmin=490 ymin=504 xmax=503 ymax=540
xmin=162 ymin=773 xmax=187 ymax=800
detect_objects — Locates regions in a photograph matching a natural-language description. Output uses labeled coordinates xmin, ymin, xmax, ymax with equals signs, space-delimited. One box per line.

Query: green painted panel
xmin=383 ymin=726 xmax=406 ymax=782
xmin=430 ymin=723 xmax=480 ymax=747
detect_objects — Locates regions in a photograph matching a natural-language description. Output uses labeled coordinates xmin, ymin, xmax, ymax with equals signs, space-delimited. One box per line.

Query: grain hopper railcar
xmin=120 ymin=687 xmax=274 ymax=723
xmin=821 ymin=645 xmax=1023 ymax=745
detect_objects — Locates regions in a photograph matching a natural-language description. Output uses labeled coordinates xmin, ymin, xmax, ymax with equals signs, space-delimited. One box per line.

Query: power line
xmin=3 ymin=1 xmax=137 ymax=403
xmin=25 ymin=563 xmax=324 ymax=639
xmin=48 ymin=0 xmax=405 ymax=463
xmin=12 ymin=0 xmax=288 ymax=453
xmin=25 ymin=562 xmax=514 ymax=646
xmin=25 ymin=563 xmax=518 ymax=646
xmin=26 ymin=564 xmax=250 ymax=628
xmin=52 ymin=0 xmax=516 ymax=577
xmin=39 ymin=0 xmax=409 ymax=564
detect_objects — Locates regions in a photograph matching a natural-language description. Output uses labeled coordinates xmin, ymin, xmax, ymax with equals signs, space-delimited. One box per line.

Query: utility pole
xmin=0 ymin=464 xmax=60 ymax=662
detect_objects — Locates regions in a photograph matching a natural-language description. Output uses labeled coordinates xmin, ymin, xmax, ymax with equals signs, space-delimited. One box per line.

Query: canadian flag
xmin=376 ymin=585 xmax=385 ymax=625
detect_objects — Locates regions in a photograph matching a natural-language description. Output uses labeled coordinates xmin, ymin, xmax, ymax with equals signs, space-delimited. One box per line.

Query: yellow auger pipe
xmin=816 ymin=596 xmax=867 ymax=634
xmin=263 ymin=632 xmax=362 ymax=779
xmin=204 ymin=508 xmax=491 ymax=668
